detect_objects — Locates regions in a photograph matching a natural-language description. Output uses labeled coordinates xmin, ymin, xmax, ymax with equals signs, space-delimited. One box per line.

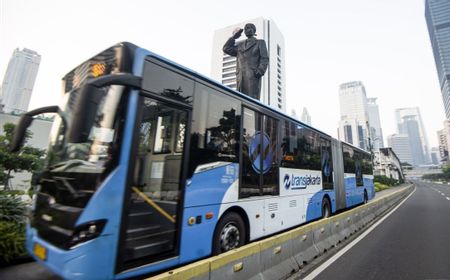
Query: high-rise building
xmin=211 ymin=17 xmax=286 ymax=112
xmin=430 ymin=147 xmax=441 ymax=165
xmin=387 ymin=134 xmax=413 ymax=165
xmin=290 ymin=109 xmax=298 ymax=120
xmin=436 ymin=118 xmax=450 ymax=164
xmin=337 ymin=81 xmax=370 ymax=150
xmin=395 ymin=107 xmax=430 ymax=164
xmin=0 ymin=48 xmax=41 ymax=114
xmin=402 ymin=115 xmax=426 ymax=165
xmin=367 ymin=97 xmax=384 ymax=150
xmin=437 ymin=128 xmax=448 ymax=163
xmin=425 ymin=0 xmax=450 ymax=118
xmin=300 ymin=107 xmax=311 ymax=126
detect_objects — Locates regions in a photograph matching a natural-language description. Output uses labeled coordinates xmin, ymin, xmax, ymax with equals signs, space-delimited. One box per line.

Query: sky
xmin=0 ymin=0 xmax=445 ymax=147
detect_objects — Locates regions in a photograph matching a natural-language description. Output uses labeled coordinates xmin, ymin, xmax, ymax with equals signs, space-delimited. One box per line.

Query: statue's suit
xmin=223 ymin=36 xmax=269 ymax=100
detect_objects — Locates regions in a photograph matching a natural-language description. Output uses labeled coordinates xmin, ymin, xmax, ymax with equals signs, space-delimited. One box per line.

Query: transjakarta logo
xmin=281 ymin=168 xmax=322 ymax=190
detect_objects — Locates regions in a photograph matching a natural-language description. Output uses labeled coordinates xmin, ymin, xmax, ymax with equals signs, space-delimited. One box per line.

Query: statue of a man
xmin=223 ymin=23 xmax=269 ymax=100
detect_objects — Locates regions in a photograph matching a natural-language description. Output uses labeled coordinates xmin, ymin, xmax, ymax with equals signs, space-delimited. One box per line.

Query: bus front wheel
xmin=212 ymin=212 xmax=246 ymax=255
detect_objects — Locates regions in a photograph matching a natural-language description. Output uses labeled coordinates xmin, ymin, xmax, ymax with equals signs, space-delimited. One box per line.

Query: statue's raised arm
xmin=222 ymin=23 xmax=268 ymax=100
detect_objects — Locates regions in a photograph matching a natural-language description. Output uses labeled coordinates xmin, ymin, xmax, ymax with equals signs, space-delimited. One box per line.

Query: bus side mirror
xmin=10 ymin=106 xmax=60 ymax=152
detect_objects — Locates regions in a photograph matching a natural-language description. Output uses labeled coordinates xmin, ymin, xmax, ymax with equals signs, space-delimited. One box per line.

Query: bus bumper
xmin=26 ymin=225 xmax=113 ymax=279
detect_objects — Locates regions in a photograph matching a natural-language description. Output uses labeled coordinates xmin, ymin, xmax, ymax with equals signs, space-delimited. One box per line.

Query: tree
xmin=0 ymin=123 xmax=46 ymax=190
xmin=442 ymin=164 xmax=450 ymax=174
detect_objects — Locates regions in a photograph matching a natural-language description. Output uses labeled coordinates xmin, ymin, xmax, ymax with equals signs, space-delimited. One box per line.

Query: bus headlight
xmin=69 ymin=220 xmax=107 ymax=248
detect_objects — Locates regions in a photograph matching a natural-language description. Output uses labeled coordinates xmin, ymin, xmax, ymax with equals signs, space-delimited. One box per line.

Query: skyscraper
xmin=337 ymin=81 xmax=369 ymax=150
xmin=430 ymin=147 xmax=441 ymax=165
xmin=425 ymin=0 xmax=450 ymax=118
xmin=211 ymin=17 xmax=286 ymax=112
xmin=387 ymin=134 xmax=413 ymax=165
xmin=436 ymin=118 xmax=450 ymax=164
xmin=367 ymin=98 xmax=384 ymax=150
xmin=0 ymin=48 xmax=41 ymax=114
xmin=395 ymin=107 xmax=430 ymax=164
xmin=300 ymin=107 xmax=311 ymax=126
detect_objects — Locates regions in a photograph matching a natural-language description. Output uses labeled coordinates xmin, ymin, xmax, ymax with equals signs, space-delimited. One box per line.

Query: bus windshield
xmin=32 ymin=84 xmax=127 ymax=248
xmin=42 ymin=85 xmax=125 ymax=203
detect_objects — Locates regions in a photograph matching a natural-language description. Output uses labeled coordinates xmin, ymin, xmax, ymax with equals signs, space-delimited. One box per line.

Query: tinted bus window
xmin=321 ymin=138 xmax=333 ymax=190
xmin=281 ymin=121 xmax=297 ymax=168
xmin=262 ymin=115 xmax=279 ymax=195
xmin=188 ymin=83 xmax=240 ymax=177
xmin=354 ymin=151 xmax=364 ymax=186
xmin=362 ymin=153 xmax=373 ymax=175
xmin=241 ymin=109 xmax=279 ymax=197
xmin=241 ymin=108 xmax=262 ymax=197
xmin=280 ymin=121 xmax=321 ymax=171
xmin=343 ymin=144 xmax=355 ymax=173
xmin=297 ymin=127 xmax=321 ymax=171
xmin=143 ymin=60 xmax=194 ymax=105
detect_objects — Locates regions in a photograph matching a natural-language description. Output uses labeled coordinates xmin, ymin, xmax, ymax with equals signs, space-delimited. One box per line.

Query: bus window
xmin=280 ymin=121 xmax=321 ymax=171
xmin=362 ymin=153 xmax=373 ymax=175
xmin=143 ymin=59 xmax=194 ymax=105
xmin=321 ymin=138 xmax=334 ymax=190
xmin=354 ymin=151 xmax=364 ymax=186
xmin=296 ymin=127 xmax=321 ymax=171
xmin=241 ymin=109 xmax=279 ymax=197
xmin=241 ymin=108 xmax=262 ymax=197
xmin=262 ymin=115 xmax=279 ymax=195
xmin=343 ymin=145 xmax=355 ymax=173
xmin=188 ymin=83 xmax=240 ymax=177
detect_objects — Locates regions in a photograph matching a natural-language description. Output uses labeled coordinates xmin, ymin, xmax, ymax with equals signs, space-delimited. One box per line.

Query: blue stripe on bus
xmin=179 ymin=204 xmax=221 ymax=262
xmin=184 ymin=163 xmax=239 ymax=207
xmin=305 ymin=190 xmax=336 ymax=221
xmin=179 ymin=163 xmax=238 ymax=262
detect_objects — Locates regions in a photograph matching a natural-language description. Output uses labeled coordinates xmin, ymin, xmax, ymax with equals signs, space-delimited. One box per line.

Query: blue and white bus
xmin=12 ymin=42 xmax=374 ymax=279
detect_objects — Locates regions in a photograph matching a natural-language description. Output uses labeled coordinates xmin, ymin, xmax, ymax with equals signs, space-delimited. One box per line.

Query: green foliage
xmin=0 ymin=123 xmax=46 ymax=190
xmin=442 ymin=164 xmax=450 ymax=174
xmin=0 ymin=194 xmax=27 ymax=263
xmin=0 ymin=220 xmax=27 ymax=262
xmin=374 ymin=182 xmax=390 ymax=192
xmin=0 ymin=194 xmax=27 ymax=223
xmin=422 ymin=172 xmax=450 ymax=181
xmin=374 ymin=175 xmax=399 ymax=187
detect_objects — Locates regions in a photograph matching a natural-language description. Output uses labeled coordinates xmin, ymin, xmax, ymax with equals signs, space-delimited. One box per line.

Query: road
xmin=307 ymin=180 xmax=450 ymax=280
xmin=3 ymin=182 xmax=449 ymax=280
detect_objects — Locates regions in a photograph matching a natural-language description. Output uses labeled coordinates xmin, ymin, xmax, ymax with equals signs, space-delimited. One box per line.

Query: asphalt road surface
xmin=308 ymin=180 xmax=450 ymax=280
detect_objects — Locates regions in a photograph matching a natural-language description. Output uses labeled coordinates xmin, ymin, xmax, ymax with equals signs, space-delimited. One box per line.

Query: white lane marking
xmin=446 ymin=197 xmax=450 ymax=201
xmin=303 ymin=187 xmax=416 ymax=280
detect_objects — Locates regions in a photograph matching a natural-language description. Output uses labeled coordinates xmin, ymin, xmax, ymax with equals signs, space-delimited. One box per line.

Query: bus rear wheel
xmin=322 ymin=198 xmax=331 ymax=219
xmin=212 ymin=212 xmax=246 ymax=255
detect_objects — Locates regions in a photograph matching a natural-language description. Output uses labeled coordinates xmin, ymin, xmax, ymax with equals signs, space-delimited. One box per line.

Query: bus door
xmin=119 ymin=96 xmax=189 ymax=269
xmin=241 ymin=108 xmax=280 ymax=234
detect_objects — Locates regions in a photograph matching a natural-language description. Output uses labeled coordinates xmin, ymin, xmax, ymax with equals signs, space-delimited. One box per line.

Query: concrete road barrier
xmin=149 ymin=185 xmax=413 ymax=280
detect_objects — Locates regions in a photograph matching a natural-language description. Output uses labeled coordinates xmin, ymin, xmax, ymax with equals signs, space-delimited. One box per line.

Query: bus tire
xmin=364 ymin=190 xmax=368 ymax=204
xmin=212 ymin=212 xmax=246 ymax=255
xmin=322 ymin=198 xmax=331 ymax=219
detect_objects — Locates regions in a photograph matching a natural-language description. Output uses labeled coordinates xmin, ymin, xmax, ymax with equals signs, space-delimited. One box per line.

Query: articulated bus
xmin=12 ymin=42 xmax=374 ymax=279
